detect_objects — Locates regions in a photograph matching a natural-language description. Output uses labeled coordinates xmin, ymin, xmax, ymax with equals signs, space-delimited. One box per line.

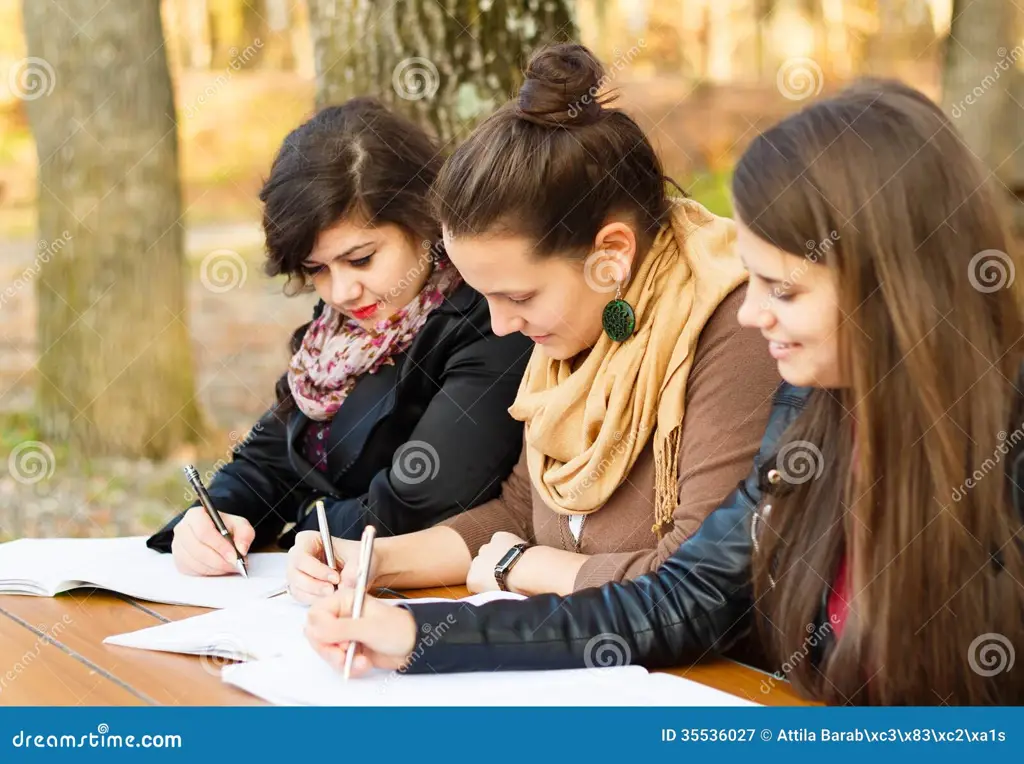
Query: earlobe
xmin=593 ymin=221 xmax=638 ymax=280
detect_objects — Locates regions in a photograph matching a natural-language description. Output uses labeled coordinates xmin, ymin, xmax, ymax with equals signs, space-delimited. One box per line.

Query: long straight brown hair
xmin=733 ymin=79 xmax=1024 ymax=704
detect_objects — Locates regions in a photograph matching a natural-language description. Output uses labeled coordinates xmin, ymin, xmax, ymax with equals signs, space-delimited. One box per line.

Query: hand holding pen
xmin=175 ymin=465 xmax=253 ymax=578
xmin=303 ymin=525 xmax=422 ymax=677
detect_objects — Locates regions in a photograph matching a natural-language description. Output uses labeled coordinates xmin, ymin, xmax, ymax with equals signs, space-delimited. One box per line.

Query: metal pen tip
xmin=236 ymin=559 xmax=248 ymax=578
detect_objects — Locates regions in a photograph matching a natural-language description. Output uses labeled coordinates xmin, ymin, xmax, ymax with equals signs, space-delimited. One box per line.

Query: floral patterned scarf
xmin=287 ymin=255 xmax=463 ymax=421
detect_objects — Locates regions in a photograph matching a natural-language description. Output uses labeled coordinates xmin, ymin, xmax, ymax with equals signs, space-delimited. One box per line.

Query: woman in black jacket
xmin=303 ymin=80 xmax=1024 ymax=705
xmin=148 ymin=98 xmax=532 ymax=574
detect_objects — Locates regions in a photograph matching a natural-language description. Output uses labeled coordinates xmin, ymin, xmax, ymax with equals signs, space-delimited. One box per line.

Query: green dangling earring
xmin=602 ymin=282 xmax=636 ymax=342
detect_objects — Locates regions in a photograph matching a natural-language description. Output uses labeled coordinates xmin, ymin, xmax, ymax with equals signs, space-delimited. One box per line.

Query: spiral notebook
xmin=0 ymin=536 xmax=288 ymax=608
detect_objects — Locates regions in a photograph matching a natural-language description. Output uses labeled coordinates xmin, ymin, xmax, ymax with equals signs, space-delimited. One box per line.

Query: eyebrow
xmin=746 ymin=267 xmax=785 ymax=287
xmin=302 ymin=240 xmax=374 ymax=265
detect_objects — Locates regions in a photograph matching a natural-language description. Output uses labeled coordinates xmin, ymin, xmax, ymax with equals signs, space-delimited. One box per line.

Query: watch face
xmin=496 ymin=547 xmax=522 ymax=569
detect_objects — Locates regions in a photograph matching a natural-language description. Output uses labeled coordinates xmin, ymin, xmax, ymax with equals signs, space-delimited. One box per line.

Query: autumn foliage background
xmin=0 ymin=0 xmax=1018 ymax=540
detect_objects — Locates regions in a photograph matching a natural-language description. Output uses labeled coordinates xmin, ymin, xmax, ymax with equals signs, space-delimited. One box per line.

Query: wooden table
xmin=0 ymin=582 xmax=814 ymax=707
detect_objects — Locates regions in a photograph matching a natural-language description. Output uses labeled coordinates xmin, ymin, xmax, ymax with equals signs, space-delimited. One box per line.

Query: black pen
xmin=182 ymin=464 xmax=248 ymax=578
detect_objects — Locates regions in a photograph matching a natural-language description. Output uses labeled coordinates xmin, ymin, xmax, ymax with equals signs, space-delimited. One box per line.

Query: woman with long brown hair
xmin=302 ymin=78 xmax=1024 ymax=705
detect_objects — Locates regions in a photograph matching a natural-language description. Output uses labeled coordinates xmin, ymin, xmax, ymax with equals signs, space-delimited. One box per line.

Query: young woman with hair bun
xmin=286 ymin=45 xmax=779 ymax=601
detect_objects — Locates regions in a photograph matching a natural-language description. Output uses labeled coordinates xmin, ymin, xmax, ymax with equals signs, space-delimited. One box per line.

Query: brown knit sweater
xmin=442 ymin=284 xmax=781 ymax=590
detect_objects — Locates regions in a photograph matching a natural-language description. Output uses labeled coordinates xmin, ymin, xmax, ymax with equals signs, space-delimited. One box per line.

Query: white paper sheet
xmin=0 ymin=536 xmax=287 ymax=608
xmin=221 ymin=641 xmax=761 ymax=707
xmin=103 ymin=589 xmax=527 ymax=660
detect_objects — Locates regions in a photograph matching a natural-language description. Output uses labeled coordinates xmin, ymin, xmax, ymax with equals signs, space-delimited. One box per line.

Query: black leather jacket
xmin=148 ymin=283 xmax=532 ymax=550
xmin=402 ymin=381 xmax=1024 ymax=676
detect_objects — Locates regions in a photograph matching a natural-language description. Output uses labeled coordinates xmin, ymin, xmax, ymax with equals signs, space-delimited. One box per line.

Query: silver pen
xmin=314 ymin=499 xmax=337 ymax=585
xmin=343 ymin=525 xmax=377 ymax=680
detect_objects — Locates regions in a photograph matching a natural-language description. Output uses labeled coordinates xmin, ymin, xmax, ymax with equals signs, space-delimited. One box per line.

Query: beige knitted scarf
xmin=508 ymin=199 xmax=747 ymax=538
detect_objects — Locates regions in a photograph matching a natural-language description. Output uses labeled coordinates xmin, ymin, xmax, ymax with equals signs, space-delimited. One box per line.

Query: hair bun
xmin=515 ymin=43 xmax=608 ymax=128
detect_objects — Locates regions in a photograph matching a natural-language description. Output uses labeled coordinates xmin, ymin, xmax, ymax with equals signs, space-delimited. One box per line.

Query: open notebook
xmin=0 ymin=536 xmax=288 ymax=608
xmin=221 ymin=641 xmax=761 ymax=707
xmin=104 ymin=590 xmax=528 ymax=661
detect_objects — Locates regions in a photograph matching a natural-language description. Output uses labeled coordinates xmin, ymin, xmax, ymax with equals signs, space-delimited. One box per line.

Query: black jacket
xmin=148 ymin=283 xmax=532 ymax=551
xmin=402 ymin=381 xmax=1024 ymax=675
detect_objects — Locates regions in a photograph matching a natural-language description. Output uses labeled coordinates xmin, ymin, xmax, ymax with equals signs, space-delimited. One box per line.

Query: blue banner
xmin=0 ymin=708 xmax=1021 ymax=761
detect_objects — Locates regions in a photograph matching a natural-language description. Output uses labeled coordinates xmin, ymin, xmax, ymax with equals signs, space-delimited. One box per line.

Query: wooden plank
xmin=663 ymin=662 xmax=816 ymax=707
xmin=0 ymin=602 xmax=144 ymax=706
xmin=0 ymin=591 xmax=264 ymax=706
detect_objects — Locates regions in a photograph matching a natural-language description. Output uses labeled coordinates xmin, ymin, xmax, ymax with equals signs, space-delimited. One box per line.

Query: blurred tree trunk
xmin=306 ymin=0 xmax=577 ymax=144
xmin=942 ymin=0 xmax=1024 ymax=231
xmin=755 ymin=0 xmax=775 ymax=79
xmin=240 ymin=0 xmax=268 ymax=68
xmin=263 ymin=0 xmax=296 ymax=70
xmin=208 ymin=0 xmax=258 ymax=68
xmin=21 ymin=0 xmax=204 ymax=459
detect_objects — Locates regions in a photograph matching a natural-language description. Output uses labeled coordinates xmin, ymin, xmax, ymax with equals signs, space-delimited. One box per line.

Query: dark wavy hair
xmin=259 ymin=97 xmax=443 ymax=416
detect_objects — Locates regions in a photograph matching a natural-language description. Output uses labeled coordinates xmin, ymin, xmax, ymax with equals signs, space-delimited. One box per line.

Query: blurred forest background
xmin=0 ymin=0 xmax=1021 ymax=541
